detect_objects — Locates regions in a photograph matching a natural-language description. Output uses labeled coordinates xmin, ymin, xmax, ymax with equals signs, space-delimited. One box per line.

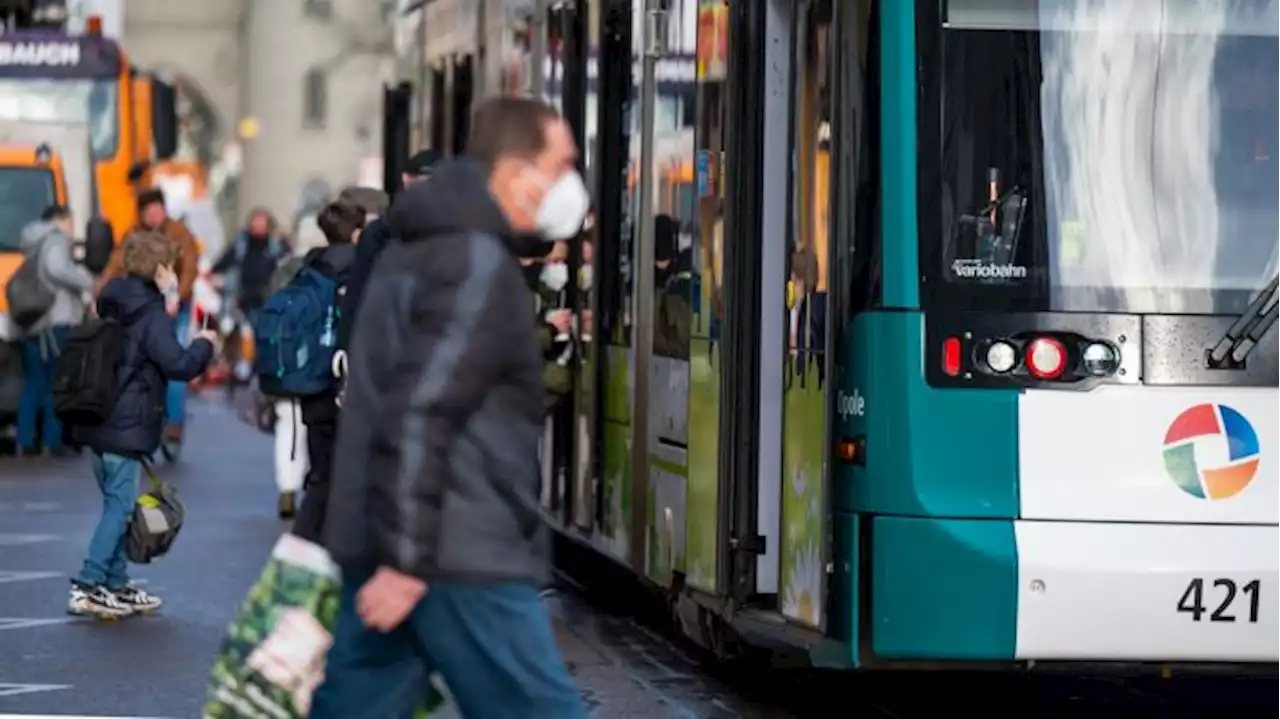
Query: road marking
xmin=0 ymin=715 xmax=172 ymax=719
xmin=0 ymin=683 xmax=71 ymax=698
xmin=0 ymin=571 xmax=62 ymax=585
xmin=0 ymin=618 xmax=75 ymax=631
xmin=0 ymin=502 xmax=61 ymax=512
xmin=0 ymin=532 xmax=60 ymax=542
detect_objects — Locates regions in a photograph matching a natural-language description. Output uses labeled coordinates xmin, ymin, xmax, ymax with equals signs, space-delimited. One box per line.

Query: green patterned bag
xmin=203 ymin=533 xmax=444 ymax=718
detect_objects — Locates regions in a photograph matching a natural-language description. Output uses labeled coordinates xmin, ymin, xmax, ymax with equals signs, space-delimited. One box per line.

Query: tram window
xmin=845 ymin=0 xmax=881 ymax=312
xmin=788 ymin=0 xmax=834 ymax=386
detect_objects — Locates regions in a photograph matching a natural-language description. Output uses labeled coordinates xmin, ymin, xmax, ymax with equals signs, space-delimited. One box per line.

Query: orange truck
xmin=0 ymin=7 xmax=176 ymax=437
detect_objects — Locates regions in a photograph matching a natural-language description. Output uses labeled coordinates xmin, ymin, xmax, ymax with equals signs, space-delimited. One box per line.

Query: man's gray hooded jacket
xmin=19 ymin=221 xmax=94 ymax=333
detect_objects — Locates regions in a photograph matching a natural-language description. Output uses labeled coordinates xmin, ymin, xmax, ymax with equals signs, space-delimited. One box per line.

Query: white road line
xmin=0 ymin=715 xmax=172 ymax=719
xmin=0 ymin=618 xmax=75 ymax=631
xmin=0 ymin=571 xmax=63 ymax=584
xmin=0 ymin=683 xmax=69 ymax=698
xmin=0 ymin=534 xmax=61 ymax=546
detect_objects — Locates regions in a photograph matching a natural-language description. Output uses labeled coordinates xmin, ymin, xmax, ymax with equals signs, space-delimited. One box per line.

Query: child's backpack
xmin=51 ymin=318 xmax=128 ymax=425
xmin=254 ymin=265 xmax=341 ymax=398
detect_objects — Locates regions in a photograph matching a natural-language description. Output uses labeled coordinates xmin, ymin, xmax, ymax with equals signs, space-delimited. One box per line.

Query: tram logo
xmin=1162 ymin=403 xmax=1260 ymax=500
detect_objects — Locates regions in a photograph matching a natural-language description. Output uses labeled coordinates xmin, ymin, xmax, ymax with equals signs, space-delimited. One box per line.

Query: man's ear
xmin=351 ymin=228 xmax=362 ymax=244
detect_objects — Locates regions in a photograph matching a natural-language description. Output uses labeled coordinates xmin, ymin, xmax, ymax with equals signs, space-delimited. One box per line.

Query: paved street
xmin=0 ymin=397 xmax=771 ymax=719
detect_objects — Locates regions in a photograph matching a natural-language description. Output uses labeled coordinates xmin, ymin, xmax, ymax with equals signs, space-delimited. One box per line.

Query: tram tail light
xmin=1025 ymin=337 xmax=1067 ymax=379
xmin=942 ymin=336 xmax=962 ymax=376
xmin=836 ymin=436 xmax=865 ymax=465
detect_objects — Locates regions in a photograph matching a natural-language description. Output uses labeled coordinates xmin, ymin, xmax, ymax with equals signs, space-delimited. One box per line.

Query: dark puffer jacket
xmin=326 ymin=158 xmax=548 ymax=584
xmin=71 ymin=276 xmax=213 ymax=457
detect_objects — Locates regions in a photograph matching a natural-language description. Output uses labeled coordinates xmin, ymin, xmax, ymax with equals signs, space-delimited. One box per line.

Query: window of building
xmin=303 ymin=68 xmax=327 ymax=129
xmin=304 ymin=0 xmax=332 ymax=21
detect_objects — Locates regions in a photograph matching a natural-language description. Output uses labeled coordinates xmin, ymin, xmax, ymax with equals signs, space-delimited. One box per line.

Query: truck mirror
xmin=152 ymin=79 xmax=179 ymax=160
xmin=84 ymin=218 xmax=115 ymax=274
xmin=128 ymin=160 xmax=150 ymax=182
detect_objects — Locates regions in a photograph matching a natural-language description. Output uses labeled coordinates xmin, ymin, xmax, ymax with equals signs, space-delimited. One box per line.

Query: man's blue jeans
xmin=17 ymin=326 xmax=69 ymax=451
xmin=77 ymin=453 xmax=139 ymax=590
xmin=309 ymin=573 xmax=587 ymax=719
xmin=165 ymin=303 xmax=191 ymax=429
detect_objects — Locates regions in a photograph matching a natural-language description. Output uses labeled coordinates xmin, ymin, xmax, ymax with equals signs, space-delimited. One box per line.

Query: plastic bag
xmin=203 ymin=533 xmax=444 ymax=718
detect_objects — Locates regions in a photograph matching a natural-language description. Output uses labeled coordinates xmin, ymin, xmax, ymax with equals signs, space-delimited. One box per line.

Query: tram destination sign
xmin=0 ymin=34 xmax=121 ymax=78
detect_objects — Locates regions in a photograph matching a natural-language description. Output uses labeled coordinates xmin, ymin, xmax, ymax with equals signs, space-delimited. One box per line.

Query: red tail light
xmin=1025 ymin=337 xmax=1067 ymax=379
xmin=942 ymin=336 xmax=962 ymax=376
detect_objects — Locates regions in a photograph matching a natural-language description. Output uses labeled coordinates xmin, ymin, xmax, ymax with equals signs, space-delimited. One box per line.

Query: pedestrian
xmin=211 ymin=207 xmax=286 ymax=330
xmin=285 ymin=198 xmax=360 ymax=537
xmin=67 ymin=230 xmax=217 ymax=618
xmin=336 ymin=150 xmax=442 ymax=352
xmin=94 ymin=188 xmax=200 ymax=450
xmin=310 ymin=96 xmax=589 ymax=719
xmin=15 ymin=205 xmax=95 ymax=458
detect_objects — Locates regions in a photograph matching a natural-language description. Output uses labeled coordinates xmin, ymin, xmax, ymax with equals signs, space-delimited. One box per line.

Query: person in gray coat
xmin=16 ymin=205 xmax=95 ymax=457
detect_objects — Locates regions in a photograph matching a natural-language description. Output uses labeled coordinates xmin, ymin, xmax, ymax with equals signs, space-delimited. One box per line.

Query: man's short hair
xmin=337 ymin=186 xmax=389 ymax=216
xmin=137 ymin=187 xmax=166 ymax=212
xmin=405 ymin=149 xmax=444 ymax=178
xmin=41 ymin=204 xmax=70 ymax=222
xmin=121 ymin=230 xmax=175 ymax=278
xmin=466 ymin=96 xmax=561 ymax=166
xmin=316 ymin=199 xmax=366 ymax=245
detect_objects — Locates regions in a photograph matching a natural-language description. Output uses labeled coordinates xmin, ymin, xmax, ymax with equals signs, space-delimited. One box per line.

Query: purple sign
xmin=0 ymin=34 xmax=121 ymax=78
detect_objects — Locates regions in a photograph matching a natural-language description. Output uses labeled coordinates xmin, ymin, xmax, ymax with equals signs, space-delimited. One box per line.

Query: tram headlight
xmin=984 ymin=340 xmax=1017 ymax=374
xmin=1081 ymin=341 xmax=1120 ymax=377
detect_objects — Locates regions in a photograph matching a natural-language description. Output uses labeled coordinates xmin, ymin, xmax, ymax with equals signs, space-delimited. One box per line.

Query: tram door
xmin=777 ymin=0 xmax=834 ymax=629
xmin=638 ymin=0 xmax=698 ymax=586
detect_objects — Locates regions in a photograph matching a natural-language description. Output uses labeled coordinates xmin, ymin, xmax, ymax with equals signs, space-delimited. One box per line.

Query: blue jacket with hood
xmin=70 ymin=276 xmax=213 ymax=458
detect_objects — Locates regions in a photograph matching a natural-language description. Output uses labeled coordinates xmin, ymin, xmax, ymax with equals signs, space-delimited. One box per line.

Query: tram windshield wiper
xmin=1206 ymin=275 xmax=1279 ymax=370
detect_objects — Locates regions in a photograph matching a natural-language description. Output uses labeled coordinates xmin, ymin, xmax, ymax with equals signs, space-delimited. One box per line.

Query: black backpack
xmin=51 ymin=318 xmax=127 ymax=425
xmin=5 ymin=249 xmax=55 ymax=330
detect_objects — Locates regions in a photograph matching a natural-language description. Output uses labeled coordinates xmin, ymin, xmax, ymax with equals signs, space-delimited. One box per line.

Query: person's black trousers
xmin=292 ymin=392 xmax=338 ymax=545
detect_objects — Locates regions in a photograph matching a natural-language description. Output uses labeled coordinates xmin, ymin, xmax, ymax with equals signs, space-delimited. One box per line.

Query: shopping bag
xmin=126 ymin=463 xmax=184 ymax=564
xmin=203 ymin=533 xmax=444 ymax=718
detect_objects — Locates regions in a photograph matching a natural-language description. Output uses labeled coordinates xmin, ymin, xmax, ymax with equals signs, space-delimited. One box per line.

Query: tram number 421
xmin=1177 ymin=578 xmax=1261 ymax=623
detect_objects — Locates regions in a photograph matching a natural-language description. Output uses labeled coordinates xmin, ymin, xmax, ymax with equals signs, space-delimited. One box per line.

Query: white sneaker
xmin=113 ymin=584 xmax=163 ymax=613
xmin=68 ymin=584 xmax=134 ymax=618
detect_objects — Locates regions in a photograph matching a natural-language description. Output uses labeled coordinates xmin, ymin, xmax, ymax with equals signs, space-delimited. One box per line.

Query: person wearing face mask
xmin=65 ymin=230 xmax=218 ymax=618
xmin=312 ymin=96 xmax=588 ymax=719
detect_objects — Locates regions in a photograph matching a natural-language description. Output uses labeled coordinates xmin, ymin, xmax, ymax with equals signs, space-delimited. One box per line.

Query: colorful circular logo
xmin=1163 ymin=403 xmax=1260 ymax=500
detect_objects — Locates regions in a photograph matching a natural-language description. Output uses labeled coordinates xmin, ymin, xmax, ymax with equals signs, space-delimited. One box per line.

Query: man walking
xmin=310 ymin=97 xmax=590 ymax=719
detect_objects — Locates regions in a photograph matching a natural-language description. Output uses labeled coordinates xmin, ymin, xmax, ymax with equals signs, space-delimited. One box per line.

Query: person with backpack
xmin=94 ymin=188 xmax=201 ymax=451
xmin=63 ymin=230 xmax=217 ymax=618
xmin=210 ymin=208 xmax=287 ymax=330
xmin=336 ymin=150 xmax=441 ymax=352
xmin=12 ymin=206 xmax=95 ymax=457
xmin=254 ymin=199 xmax=359 ymax=536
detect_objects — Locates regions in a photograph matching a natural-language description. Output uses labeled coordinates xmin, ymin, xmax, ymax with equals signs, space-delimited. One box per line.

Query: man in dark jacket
xmin=310 ymin=97 xmax=589 ymax=719
xmin=289 ymin=198 xmax=361 ymax=542
xmin=335 ymin=150 xmax=442 ymax=351
xmin=68 ymin=230 xmax=216 ymax=618
xmin=210 ymin=207 xmax=286 ymax=328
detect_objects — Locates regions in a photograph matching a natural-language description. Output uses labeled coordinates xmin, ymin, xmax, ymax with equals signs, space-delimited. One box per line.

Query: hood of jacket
xmin=97 ymin=275 xmax=164 ymax=326
xmin=388 ymin=158 xmax=538 ymax=256
xmin=20 ymin=221 xmax=63 ymax=256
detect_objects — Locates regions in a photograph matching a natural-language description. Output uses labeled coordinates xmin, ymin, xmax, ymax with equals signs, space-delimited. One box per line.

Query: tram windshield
xmin=925 ymin=0 xmax=1279 ymax=314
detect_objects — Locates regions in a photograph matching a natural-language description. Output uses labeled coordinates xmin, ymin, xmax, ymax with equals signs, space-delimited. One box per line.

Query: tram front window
xmin=921 ymin=0 xmax=1279 ymax=315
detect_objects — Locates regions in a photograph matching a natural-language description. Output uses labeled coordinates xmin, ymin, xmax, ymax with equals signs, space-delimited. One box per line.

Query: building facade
xmin=126 ymin=0 xmax=396 ymax=234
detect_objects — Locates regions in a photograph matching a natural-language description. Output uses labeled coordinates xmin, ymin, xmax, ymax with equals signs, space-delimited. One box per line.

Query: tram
xmin=421 ymin=0 xmax=1279 ymax=667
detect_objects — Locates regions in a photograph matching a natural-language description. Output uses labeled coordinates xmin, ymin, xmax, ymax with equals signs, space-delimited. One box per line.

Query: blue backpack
xmin=254 ymin=265 xmax=342 ymax=397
